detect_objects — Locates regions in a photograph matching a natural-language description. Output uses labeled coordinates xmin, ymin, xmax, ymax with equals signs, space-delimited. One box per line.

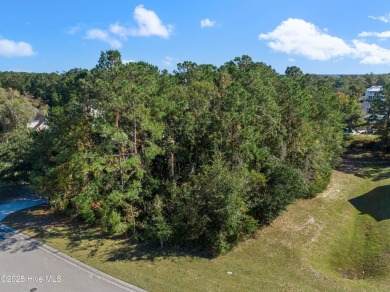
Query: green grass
xmin=3 ymin=142 xmax=390 ymax=291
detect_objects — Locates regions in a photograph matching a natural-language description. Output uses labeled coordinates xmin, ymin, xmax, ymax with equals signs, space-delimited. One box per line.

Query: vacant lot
xmin=3 ymin=140 xmax=390 ymax=291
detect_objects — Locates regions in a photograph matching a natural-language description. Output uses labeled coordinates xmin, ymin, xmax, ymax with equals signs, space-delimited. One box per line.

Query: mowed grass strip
xmin=3 ymin=144 xmax=390 ymax=291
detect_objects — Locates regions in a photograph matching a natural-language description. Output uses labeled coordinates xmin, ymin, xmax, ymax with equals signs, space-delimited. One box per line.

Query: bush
xmin=250 ymin=163 xmax=309 ymax=224
xmin=106 ymin=210 xmax=127 ymax=235
xmin=170 ymin=158 xmax=257 ymax=255
xmin=147 ymin=196 xmax=172 ymax=248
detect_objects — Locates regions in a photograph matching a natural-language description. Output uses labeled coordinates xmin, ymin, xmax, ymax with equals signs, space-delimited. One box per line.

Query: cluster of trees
xmin=367 ymin=83 xmax=390 ymax=149
xmin=0 ymin=72 xmax=60 ymax=106
xmin=0 ymin=88 xmax=47 ymax=182
xmin=322 ymin=73 xmax=390 ymax=149
xmin=1 ymin=51 xmax=363 ymax=255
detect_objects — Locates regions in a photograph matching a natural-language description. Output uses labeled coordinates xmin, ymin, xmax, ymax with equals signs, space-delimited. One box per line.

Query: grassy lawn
xmin=3 ymin=140 xmax=390 ymax=291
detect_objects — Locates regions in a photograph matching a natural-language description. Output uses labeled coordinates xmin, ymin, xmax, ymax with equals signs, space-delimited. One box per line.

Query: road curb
xmin=0 ymin=223 xmax=147 ymax=292
xmin=0 ymin=196 xmax=147 ymax=292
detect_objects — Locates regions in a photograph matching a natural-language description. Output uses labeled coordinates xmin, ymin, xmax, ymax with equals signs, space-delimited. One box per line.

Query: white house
xmin=27 ymin=114 xmax=48 ymax=131
xmin=365 ymin=85 xmax=383 ymax=102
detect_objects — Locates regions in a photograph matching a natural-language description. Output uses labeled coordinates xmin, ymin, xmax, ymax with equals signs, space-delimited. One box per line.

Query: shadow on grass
xmin=105 ymin=241 xmax=211 ymax=263
xmin=3 ymin=205 xmax=211 ymax=263
xmin=1 ymin=206 xmax=68 ymax=254
xmin=338 ymin=149 xmax=390 ymax=181
xmin=349 ymin=185 xmax=390 ymax=221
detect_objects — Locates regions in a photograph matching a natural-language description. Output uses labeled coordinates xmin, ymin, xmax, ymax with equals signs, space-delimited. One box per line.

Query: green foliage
xmin=248 ymin=163 xmax=309 ymax=225
xmin=106 ymin=210 xmax=128 ymax=235
xmin=0 ymin=88 xmax=42 ymax=183
xmin=337 ymin=91 xmax=364 ymax=132
xmin=2 ymin=51 xmax=350 ymax=255
xmin=0 ymin=72 xmax=61 ymax=106
xmin=0 ymin=88 xmax=37 ymax=130
xmin=0 ymin=129 xmax=32 ymax=182
xmin=285 ymin=66 xmax=303 ymax=77
xmin=170 ymin=158 xmax=257 ymax=254
xmin=368 ymin=83 xmax=390 ymax=150
xmin=148 ymin=196 xmax=172 ymax=248
xmin=96 ymin=50 xmax=122 ymax=71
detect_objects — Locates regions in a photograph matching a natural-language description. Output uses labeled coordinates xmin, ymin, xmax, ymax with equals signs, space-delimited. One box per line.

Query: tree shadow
xmin=0 ymin=226 xmax=43 ymax=253
xmin=105 ymin=241 xmax=211 ymax=263
xmin=3 ymin=205 xmax=212 ymax=263
xmin=65 ymin=225 xmax=212 ymax=262
xmin=348 ymin=185 xmax=390 ymax=221
xmin=337 ymin=150 xmax=390 ymax=182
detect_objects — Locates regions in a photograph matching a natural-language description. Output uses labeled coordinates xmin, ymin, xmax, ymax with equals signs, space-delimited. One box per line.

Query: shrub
xmin=170 ymin=158 xmax=257 ymax=255
xmin=251 ymin=163 xmax=309 ymax=224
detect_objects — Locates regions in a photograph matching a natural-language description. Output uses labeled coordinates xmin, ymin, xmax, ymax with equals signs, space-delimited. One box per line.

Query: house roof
xmin=27 ymin=114 xmax=46 ymax=130
xmin=366 ymin=86 xmax=382 ymax=92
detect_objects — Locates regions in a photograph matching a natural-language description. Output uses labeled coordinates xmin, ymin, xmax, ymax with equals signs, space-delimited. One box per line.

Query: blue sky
xmin=1 ymin=0 xmax=390 ymax=74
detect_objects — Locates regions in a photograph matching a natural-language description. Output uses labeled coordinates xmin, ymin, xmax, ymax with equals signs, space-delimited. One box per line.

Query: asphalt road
xmin=0 ymin=195 xmax=145 ymax=292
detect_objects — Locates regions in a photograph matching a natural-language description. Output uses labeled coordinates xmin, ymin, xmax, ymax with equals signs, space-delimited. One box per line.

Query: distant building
xmin=365 ymin=86 xmax=383 ymax=102
xmin=1 ymin=105 xmax=47 ymax=133
xmin=27 ymin=114 xmax=47 ymax=131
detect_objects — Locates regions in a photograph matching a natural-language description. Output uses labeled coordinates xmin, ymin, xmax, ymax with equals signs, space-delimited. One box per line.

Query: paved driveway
xmin=0 ymin=194 xmax=47 ymax=221
xmin=0 ymin=194 xmax=145 ymax=292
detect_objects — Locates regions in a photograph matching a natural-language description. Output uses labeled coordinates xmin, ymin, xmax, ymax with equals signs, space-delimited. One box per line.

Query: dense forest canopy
xmin=0 ymin=51 xmax=379 ymax=255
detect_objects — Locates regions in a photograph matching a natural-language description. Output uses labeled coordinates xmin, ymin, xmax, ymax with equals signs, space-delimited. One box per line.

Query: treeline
xmin=0 ymin=71 xmax=60 ymax=106
xmin=3 ymin=64 xmax=390 ymax=105
xmin=1 ymin=51 xmax=362 ymax=255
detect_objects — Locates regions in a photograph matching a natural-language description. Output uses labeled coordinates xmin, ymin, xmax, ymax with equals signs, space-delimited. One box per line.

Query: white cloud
xmin=259 ymin=18 xmax=353 ymax=61
xmin=85 ymin=5 xmax=172 ymax=48
xmin=358 ymin=31 xmax=390 ymax=38
xmin=163 ymin=56 xmax=174 ymax=67
xmin=122 ymin=59 xmax=135 ymax=64
xmin=110 ymin=5 xmax=173 ymax=39
xmin=369 ymin=14 xmax=390 ymax=23
xmin=200 ymin=18 xmax=216 ymax=28
xmin=109 ymin=23 xmax=128 ymax=39
xmin=353 ymin=40 xmax=390 ymax=64
xmin=288 ymin=58 xmax=296 ymax=62
xmin=259 ymin=18 xmax=390 ymax=66
xmin=85 ymin=29 xmax=122 ymax=49
xmin=0 ymin=38 xmax=34 ymax=57
xmin=132 ymin=5 xmax=173 ymax=38
xmin=68 ymin=25 xmax=82 ymax=35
